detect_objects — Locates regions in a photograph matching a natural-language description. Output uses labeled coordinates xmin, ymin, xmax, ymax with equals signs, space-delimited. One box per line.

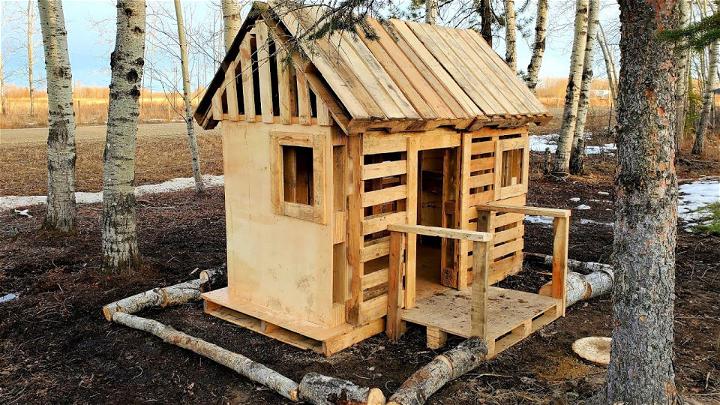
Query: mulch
xmin=1 ymin=154 xmax=718 ymax=404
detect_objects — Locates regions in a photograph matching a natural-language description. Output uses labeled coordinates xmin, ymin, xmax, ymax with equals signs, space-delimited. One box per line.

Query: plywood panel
xmin=223 ymin=121 xmax=335 ymax=327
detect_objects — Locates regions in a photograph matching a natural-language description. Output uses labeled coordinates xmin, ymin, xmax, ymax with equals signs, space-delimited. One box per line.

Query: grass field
xmin=0 ymin=123 xmax=222 ymax=196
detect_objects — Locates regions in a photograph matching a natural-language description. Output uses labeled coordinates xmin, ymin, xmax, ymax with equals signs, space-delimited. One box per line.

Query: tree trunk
xmin=221 ymin=0 xmax=241 ymax=53
xmin=525 ymin=0 xmax=548 ymax=92
xmin=597 ymin=24 xmax=618 ymax=104
xmin=692 ymin=35 xmax=718 ymax=155
xmin=388 ymin=338 xmax=487 ymax=405
xmin=38 ymin=0 xmax=77 ymax=233
xmin=102 ymin=0 xmax=146 ymax=274
xmin=112 ymin=312 xmax=301 ymax=401
xmin=425 ymin=0 xmax=438 ymax=24
xmin=605 ymin=0 xmax=680 ymax=402
xmin=569 ymin=0 xmax=600 ymax=175
xmin=298 ymin=373 xmax=385 ymax=405
xmin=503 ymin=0 xmax=517 ymax=72
xmin=552 ymin=0 xmax=590 ymax=177
xmin=674 ymin=0 xmax=691 ymax=154
xmin=27 ymin=0 xmax=34 ymax=117
xmin=174 ymin=0 xmax=204 ymax=193
xmin=478 ymin=0 xmax=493 ymax=47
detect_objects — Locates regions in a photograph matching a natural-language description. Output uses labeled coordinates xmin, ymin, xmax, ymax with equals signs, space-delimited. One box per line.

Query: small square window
xmin=282 ymin=145 xmax=314 ymax=205
xmin=501 ymin=149 xmax=524 ymax=187
xmin=271 ymin=131 xmax=327 ymax=224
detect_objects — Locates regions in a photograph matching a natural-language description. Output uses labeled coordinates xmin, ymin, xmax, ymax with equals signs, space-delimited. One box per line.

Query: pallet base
xmin=401 ymin=286 xmax=561 ymax=357
xmin=203 ymin=291 xmax=384 ymax=356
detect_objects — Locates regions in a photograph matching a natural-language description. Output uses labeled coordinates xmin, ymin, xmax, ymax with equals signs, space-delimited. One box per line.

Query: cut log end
xmin=298 ymin=372 xmax=386 ymax=405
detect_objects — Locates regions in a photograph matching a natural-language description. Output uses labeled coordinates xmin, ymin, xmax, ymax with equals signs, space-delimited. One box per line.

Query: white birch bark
xmin=174 ymin=0 xmax=204 ymax=193
xmin=38 ymin=0 xmax=77 ymax=232
xmin=552 ymin=0 xmax=590 ymax=177
xmin=525 ymin=0 xmax=548 ymax=92
xmin=674 ymin=0 xmax=691 ymax=152
xmin=569 ymin=0 xmax=600 ymax=175
xmin=503 ymin=0 xmax=517 ymax=72
xmin=221 ymin=0 xmax=241 ymax=52
xmin=27 ymin=0 xmax=34 ymax=117
xmin=102 ymin=0 xmax=146 ymax=273
xmin=597 ymin=24 xmax=618 ymax=104
xmin=425 ymin=0 xmax=438 ymax=24
xmin=692 ymin=36 xmax=718 ymax=155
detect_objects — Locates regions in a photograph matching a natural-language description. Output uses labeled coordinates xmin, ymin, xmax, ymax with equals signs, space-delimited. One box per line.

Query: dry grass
xmin=1 ymin=85 xmax=204 ymax=129
xmin=0 ymin=123 xmax=222 ymax=196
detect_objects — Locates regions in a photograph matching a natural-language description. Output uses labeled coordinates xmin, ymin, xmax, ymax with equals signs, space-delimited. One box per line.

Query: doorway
xmin=415 ymin=147 xmax=461 ymax=293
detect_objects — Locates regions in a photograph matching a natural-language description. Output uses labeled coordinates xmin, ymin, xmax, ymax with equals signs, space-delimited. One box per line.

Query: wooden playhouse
xmin=194 ymin=2 xmax=571 ymax=357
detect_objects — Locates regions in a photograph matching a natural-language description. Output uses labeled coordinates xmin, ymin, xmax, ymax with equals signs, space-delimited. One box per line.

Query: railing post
xmin=471 ymin=238 xmax=491 ymax=345
xmin=552 ymin=217 xmax=569 ymax=315
xmin=386 ymin=230 xmax=406 ymax=341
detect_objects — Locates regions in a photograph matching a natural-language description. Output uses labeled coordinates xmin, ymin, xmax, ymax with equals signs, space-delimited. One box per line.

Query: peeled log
xmin=388 ymin=338 xmax=487 ymax=405
xmin=298 ymin=372 xmax=386 ymax=405
xmin=102 ymin=279 xmax=201 ymax=321
xmin=524 ymin=252 xmax=612 ymax=275
xmin=112 ymin=312 xmax=300 ymax=401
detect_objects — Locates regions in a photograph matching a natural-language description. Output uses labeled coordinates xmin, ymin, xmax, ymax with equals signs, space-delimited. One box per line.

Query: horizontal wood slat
xmin=361 ymin=238 xmax=390 ymax=262
xmin=362 ymin=160 xmax=407 ymax=180
xmin=362 ymin=185 xmax=408 ymax=208
xmin=362 ymin=269 xmax=389 ymax=290
xmin=363 ymin=211 xmax=407 ymax=235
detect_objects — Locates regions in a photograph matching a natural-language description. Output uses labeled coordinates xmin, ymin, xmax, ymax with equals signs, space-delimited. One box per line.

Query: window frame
xmin=494 ymin=136 xmax=529 ymax=200
xmin=271 ymin=131 xmax=327 ymax=224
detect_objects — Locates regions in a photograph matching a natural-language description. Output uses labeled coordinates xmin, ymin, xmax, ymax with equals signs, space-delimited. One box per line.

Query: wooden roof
xmin=195 ymin=2 xmax=550 ymax=131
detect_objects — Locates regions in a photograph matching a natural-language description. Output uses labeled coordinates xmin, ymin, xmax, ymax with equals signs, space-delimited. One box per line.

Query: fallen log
xmin=298 ymin=373 xmax=386 ymax=405
xmin=539 ymin=269 xmax=614 ymax=307
xmin=199 ymin=266 xmax=227 ymax=293
xmin=387 ymin=338 xmax=487 ymax=405
xmin=102 ymin=279 xmax=202 ymax=321
xmin=524 ymin=252 xmax=613 ymax=275
xmin=112 ymin=312 xmax=300 ymax=401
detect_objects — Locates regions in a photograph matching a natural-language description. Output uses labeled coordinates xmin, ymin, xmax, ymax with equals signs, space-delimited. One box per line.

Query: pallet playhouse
xmin=194 ymin=2 xmax=571 ymax=358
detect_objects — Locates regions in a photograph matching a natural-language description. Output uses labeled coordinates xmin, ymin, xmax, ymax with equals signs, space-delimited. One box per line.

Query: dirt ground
xmin=0 ymin=123 xmax=223 ymax=196
xmin=1 ymin=126 xmax=719 ymax=404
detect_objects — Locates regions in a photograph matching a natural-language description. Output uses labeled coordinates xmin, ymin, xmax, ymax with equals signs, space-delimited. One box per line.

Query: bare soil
xmin=1 ymin=146 xmax=718 ymax=403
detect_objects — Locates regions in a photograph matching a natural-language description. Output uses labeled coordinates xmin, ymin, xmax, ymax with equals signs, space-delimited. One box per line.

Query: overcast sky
xmin=0 ymin=0 xmax=620 ymax=90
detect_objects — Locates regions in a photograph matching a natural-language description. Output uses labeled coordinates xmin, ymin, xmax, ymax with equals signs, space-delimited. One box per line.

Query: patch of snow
xmin=0 ymin=175 xmax=225 ymax=211
xmin=569 ymin=197 xmax=581 ymax=202
xmin=0 ymin=293 xmax=18 ymax=304
xmin=529 ymin=134 xmax=616 ymax=155
xmin=678 ymin=179 xmax=720 ymax=224
xmin=579 ymin=218 xmax=613 ymax=227
xmin=524 ymin=215 xmax=553 ymax=226
xmin=13 ymin=209 xmax=33 ymax=218
xmin=598 ymin=191 xmax=610 ymax=196
xmin=575 ymin=204 xmax=592 ymax=210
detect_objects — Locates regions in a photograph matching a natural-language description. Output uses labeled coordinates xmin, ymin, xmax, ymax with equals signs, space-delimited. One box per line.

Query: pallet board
xmin=401 ymin=286 xmax=561 ymax=357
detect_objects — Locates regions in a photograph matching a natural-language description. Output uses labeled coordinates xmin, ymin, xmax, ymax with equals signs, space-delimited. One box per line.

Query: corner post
xmin=471 ymin=236 xmax=492 ymax=348
xmin=552 ymin=216 xmax=569 ymax=315
xmin=386 ymin=230 xmax=406 ymax=341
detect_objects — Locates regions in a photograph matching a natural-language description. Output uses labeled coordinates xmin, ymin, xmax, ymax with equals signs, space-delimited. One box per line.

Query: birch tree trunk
xmin=503 ymin=0 xmax=517 ymax=72
xmin=425 ymin=0 xmax=438 ymax=24
xmin=174 ymin=0 xmax=204 ymax=193
xmin=569 ymin=0 xmax=600 ymax=175
xmin=551 ymin=0 xmax=590 ymax=177
xmin=102 ymin=0 xmax=146 ymax=274
xmin=597 ymin=24 xmax=618 ymax=104
xmin=692 ymin=36 xmax=718 ymax=155
xmin=605 ymin=0 xmax=680 ymax=402
xmin=38 ymin=0 xmax=77 ymax=232
xmin=674 ymin=0 xmax=691 ymax=153
xmin=525 ymin=0 xmax=548 ymax=92
xmin=27 ymin=0 xmax=34 ymax=117
xmin=221 ymin=0 xmax=241 ymax=53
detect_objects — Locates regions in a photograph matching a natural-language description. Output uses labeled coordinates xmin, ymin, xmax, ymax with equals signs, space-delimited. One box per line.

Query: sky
xmin=0 ymin=0 xmax=620 ymax=90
